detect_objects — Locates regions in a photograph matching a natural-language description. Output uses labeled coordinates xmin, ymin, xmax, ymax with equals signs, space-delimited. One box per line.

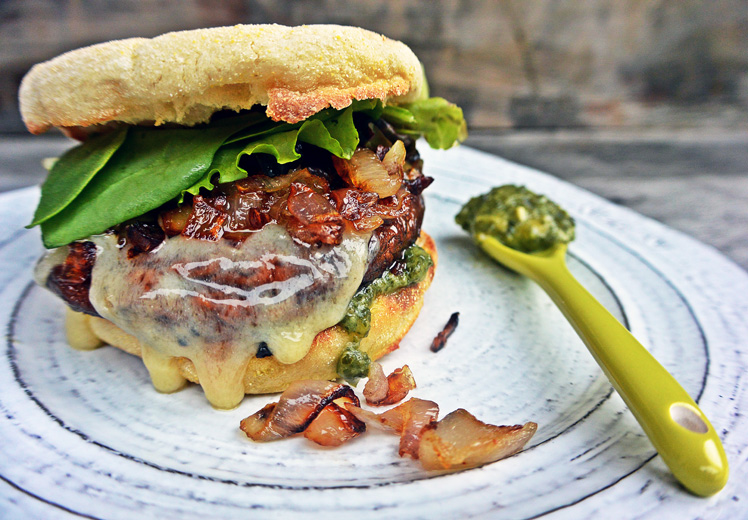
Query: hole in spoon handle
xmin=670 ymin=403 xmax=709 ymax=434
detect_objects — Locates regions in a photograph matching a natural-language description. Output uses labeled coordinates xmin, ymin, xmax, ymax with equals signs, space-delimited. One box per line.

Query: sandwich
xmin=20 ymin=24 xmax=466 ymax=409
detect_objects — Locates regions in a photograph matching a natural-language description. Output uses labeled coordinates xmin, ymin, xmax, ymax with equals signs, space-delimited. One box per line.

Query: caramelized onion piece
xmin=290 ymin=168 xmax=330 ymax=194
xmin=363 ymin=363 xmax=388 ymax=404
xmin=381 ymin=140 xmax=406 ymax=180
xmin=333 ymin=148 xmax=402 ymax=198
xmin=304 ymin=400 xmax=366 ymax=447
xmin=182 ymin=195 xmax=227 ymax=241
xmin=240 ymin=381 xmax=359 ymax=442
xmin=418 ymin=409 xmax=537 ymax=470
xmin=430 ymin=312 xmax=460 ymax=353
xmin=160 ymin=205 xmax=193 ymax=236
xmin=332 ymin=188 xmax=378 ymax=218
xmin=46 ymin=241 xmax=99 ymax=316
xmin=372 ymin=187 xmax=412 ymax=220
xmin=125 ymin=221 xmax=165 ymax=258
xmin=345 ymin=404 xmax=394 ymax=431
xmin=236 ymin=173 xmax=294 ymax=194
xmin=364 ymin=363 xmax=416 ymax=406
xmin=346 ymin=398 xmax=439 ymax=459
xmin=332 ymin=188 xmax=383 ymax=232
xmin=287 ymin=182 xmax=338 ymax=224
xmin=286 ymin=182 xmax=344 ymax=244
xmin=388 ymin=398 xmax=439 ymax=459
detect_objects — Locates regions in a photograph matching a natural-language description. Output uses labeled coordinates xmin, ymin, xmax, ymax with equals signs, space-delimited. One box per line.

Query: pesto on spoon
xmin=457 ymin=184 xmax=728 ymax=497
xmin=456 ymin=184 xmax=574 ymax=253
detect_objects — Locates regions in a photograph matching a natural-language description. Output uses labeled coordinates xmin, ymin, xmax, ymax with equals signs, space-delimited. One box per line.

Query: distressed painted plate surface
xmin=1 ymin=146 xmax=747 ymax=519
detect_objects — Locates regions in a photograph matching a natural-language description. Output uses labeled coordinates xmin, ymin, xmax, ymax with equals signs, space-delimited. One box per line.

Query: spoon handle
xmin=532 ymin=258 xmax=728 ymax=496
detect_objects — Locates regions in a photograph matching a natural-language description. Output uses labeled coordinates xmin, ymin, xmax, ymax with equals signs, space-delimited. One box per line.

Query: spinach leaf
xmin=40 ymin=116 xmax=252 ymax=248
xmin=29 ymin=128 xmax=127 ymax=227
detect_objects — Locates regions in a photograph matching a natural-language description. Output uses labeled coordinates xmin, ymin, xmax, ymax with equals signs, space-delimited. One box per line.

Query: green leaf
xmin=181 ymin=105 xmax=364 ymax=197
xmin=381 ymin=105 xmax=417 ymax=126
xmin=401 ymin=97 xmax=467 ymax=149
xmin=298 ymin=106 xmax=358 ymax=159
xmin=29 ymin=128 xmax=127 ymax=227
xmin=40 ymin=116 xmax=252 ymax=248
xmin=223 ymin=118 xmax=297 ymax=146
xmin=33 ymin=97 xmax=465 ymax=247
xmin=180 ymin=141 xmax=248 ymax=201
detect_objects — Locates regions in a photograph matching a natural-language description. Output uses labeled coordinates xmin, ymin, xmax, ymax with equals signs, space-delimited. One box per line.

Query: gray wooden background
xmin=1 ymin=0 xmax=747 ymax=132
xmin=1 ymin=1 xmax=746 ymax=270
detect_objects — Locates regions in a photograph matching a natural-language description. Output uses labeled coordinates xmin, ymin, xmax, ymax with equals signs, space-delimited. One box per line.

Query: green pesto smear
xmin=335 ymin=244 xmax=434 ymax=382
xmin=455 ymin=185 xmax=575 ymax=253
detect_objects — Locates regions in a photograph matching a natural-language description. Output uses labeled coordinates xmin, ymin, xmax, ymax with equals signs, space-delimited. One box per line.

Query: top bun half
xmin=19 ymin=24 xmax=425 ymax=135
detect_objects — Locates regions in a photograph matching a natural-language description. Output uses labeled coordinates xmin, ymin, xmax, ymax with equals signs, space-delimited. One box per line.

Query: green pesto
xmin=336 ymin=344 xmax=371 ymax=383
xmin=335 ymin=244 xmax=434 ymax=382
xmin=455 ymin=185 xmax=575 ymax=253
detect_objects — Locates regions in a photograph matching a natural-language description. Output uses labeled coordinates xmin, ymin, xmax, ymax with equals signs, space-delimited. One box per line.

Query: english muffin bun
xmin=19 ymin=24 xmax=425 ymax=134
xmin=26 ymin=24 xmax=465 ymax=410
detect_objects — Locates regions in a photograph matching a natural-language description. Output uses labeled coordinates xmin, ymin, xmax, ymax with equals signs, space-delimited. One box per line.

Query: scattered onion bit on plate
xmin=239 ymin=380 xmax=363 ymax=442
xmin=430 ymin=311 xmax=460 ymax=353
xmin=239 ymin=370 xmax=537 ymax=471
xmin=348 ymin=397 xmax=440 ymax=459
xmin=363 ymin=362 xmax=417 ymax=406
xmin=418 ymin=409 xmax=537 ymax=470
xmin=303 ymin=399 xmax=366 ymax=447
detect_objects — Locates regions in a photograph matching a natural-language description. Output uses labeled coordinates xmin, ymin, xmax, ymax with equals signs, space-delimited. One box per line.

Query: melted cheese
xmin=42 ymin=225 xmax=371 ymax=409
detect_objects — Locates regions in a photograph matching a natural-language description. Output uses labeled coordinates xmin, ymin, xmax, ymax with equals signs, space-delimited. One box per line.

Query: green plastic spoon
xmin=476 ymin=234 xmax=729 ymax=497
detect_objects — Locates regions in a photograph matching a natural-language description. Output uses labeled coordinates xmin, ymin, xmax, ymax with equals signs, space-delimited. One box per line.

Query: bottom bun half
xmin=65 ymin=232 xmax=437 ymax=402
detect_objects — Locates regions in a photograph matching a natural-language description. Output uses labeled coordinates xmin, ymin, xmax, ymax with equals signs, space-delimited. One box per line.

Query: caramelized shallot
xmin=363 ymin=363 xmax=388 ymax=404
xmin=125 ymin=221 xmax=165 ymax=258
xmin=418 ymin=409 xmax=537 ymax=470
xmin=236 ymin=172 xmax=294 ymax=194
xmin=371 ymin=187 xmax=412 ymax=220
xmin=240 ymin=381 xmax=359 ymax=442
xmin=364 ymin=363 xmax=417 ymax=406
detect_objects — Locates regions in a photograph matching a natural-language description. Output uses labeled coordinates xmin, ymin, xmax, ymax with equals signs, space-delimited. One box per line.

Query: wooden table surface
xmin=2 ymin=131 xmax=746 ymax=272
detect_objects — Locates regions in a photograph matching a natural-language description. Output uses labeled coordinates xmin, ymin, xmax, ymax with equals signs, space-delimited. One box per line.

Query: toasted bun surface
xmin=67 ymin=233 xmax=436 ymax=397
xmin=20 ymin=24 xmax=424 ymax=134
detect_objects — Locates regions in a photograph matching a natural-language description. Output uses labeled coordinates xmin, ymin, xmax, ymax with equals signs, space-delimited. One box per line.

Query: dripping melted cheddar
xmin=38 ymin=224 xmax=372 ymax=408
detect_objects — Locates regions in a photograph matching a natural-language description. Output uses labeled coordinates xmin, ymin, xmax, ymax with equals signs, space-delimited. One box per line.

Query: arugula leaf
xmin=39 ymin=116 xmax=252 ymax=248
xmin=397 ymin=97 xmax=467 ymax=149
xmin=29 ymin=128 xmax=127 ymax=227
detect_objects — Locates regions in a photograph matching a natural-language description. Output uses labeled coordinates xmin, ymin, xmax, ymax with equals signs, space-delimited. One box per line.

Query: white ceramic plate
xmin=1 ymin=146 xmax=747 ymax=519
